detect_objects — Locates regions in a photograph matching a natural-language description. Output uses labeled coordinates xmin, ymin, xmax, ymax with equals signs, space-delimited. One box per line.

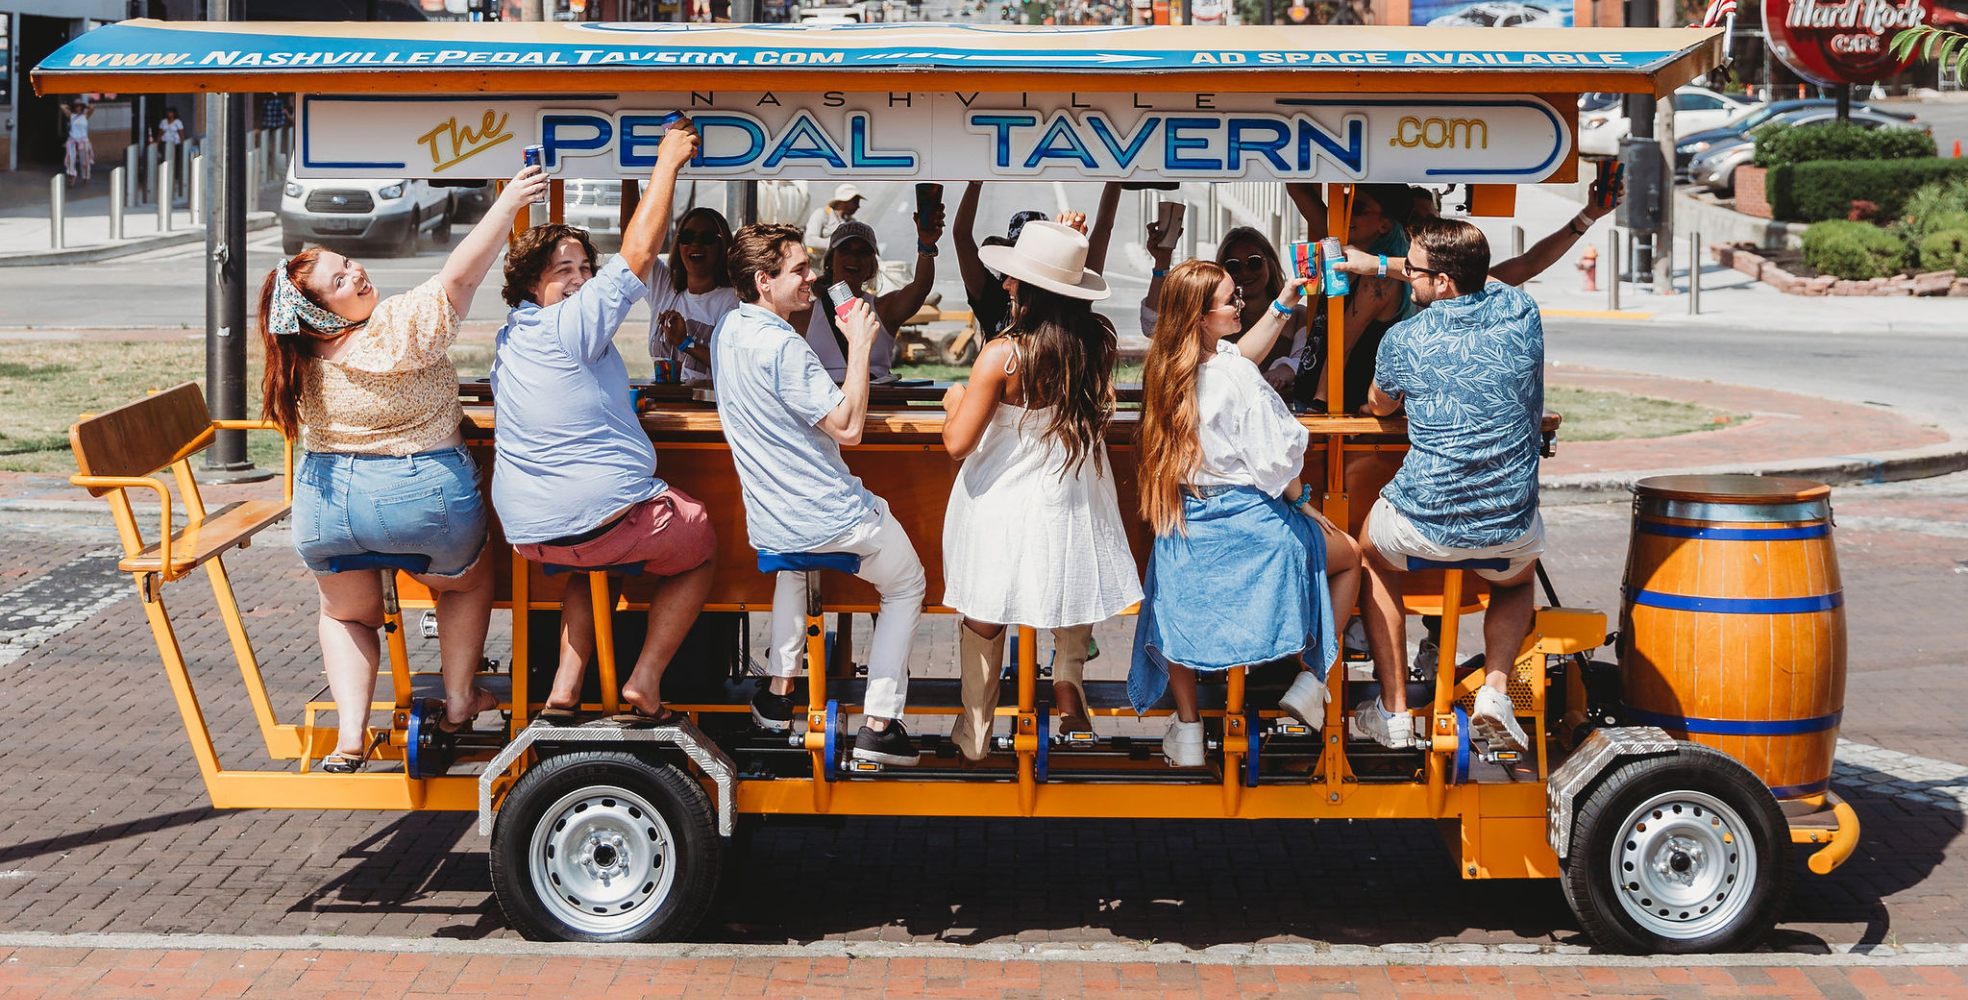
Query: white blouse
xmin=1189 ymin=340 xmax=1309 ymax=498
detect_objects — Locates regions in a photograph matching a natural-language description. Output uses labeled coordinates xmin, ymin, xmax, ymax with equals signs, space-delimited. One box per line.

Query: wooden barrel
xmin=1617 ymin=474 xmax=1847 ymax=800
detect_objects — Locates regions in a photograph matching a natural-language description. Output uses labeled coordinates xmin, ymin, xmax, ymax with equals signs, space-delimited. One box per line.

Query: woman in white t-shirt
xmin=646 ymin=206 xmax=738 ymax=382
xmin=60 ymin=100 xmax=95 ymax=185
xmin=793 ymin=212 xmax=943 ymax=384
xmin=157 ymin=107 xmax=186 ymax=146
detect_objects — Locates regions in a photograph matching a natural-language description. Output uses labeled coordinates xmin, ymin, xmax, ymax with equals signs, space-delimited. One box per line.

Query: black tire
xmin=1561 ymin=743 xmax=1791 ymax=954
xmin=430 ymin=203 xmax=454 ymax=246
xmin=393 ymin=208 xmax=421 ymax=257
xmin=490 ymin=750 xmax=723 ymax=942
xmin=936 ymin=326 xmax=979 ymax=366
xmin=282 ymin=234 xmax=305 ymax=255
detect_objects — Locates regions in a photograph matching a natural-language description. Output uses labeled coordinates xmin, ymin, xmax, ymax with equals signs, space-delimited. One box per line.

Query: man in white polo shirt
xmin=712 ymin=222 xmax=927 ymax=766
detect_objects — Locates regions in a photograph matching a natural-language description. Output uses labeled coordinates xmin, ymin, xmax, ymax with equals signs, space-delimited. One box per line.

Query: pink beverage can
xmin=521 ymin=144 xmax=547 ymax=204
xmin=652 ymin=359 xmax=678 ymax=385
xmin=828 ymin=281 xmax=857 ymax=320
xmin=1318 ymin=237 xmax=1349 ymax=297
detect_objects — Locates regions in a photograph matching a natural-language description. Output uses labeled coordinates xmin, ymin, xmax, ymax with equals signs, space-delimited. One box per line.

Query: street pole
xmin=204 ymin=0 xmax=263 ymax=480
xmin=1624 ymin=0 xmax=1657 ymax=286
xmin=1835 ymin=86 xmax=1851 ymax=124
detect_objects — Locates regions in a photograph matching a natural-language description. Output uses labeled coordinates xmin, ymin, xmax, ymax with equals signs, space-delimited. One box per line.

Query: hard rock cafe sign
xmin=1764 ymin=0 xmax=1933 ymax=85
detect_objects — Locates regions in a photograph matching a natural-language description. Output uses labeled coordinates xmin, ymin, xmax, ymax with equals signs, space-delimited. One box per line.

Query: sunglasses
xmin=1220 ymin=254 xmax=1268 ymax=276
xmin=676 ymin=230 xmax=722 ymax=246
xmin=1408 ymin=265 xmax=1448 ymax=280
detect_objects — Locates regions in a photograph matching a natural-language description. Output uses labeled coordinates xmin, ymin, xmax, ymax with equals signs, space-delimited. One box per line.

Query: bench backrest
xmin=70 ymin=382 xmax=213 ymax=496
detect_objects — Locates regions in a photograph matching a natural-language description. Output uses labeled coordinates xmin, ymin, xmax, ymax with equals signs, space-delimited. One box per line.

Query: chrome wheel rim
xmin=528 ymin=783 xmax=676 ymax=936
xmin=1609 ymin=789 xmax=1756 ymax=940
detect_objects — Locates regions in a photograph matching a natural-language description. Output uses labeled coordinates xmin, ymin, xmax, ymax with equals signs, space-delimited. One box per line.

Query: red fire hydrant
xmin=1577 ymin=245 xmax=1598 ymax=292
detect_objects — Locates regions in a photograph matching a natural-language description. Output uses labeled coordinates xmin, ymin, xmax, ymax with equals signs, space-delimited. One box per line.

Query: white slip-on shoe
xmin=1353 ymin=696 xmax=1414 ymax=750
xmin=1470 ymin=686 xmax=1531 ymax=753
xmin=1278 ymin=671 xmax=1329 ymax=732
xmin=1163 ymin=718 xmax=1206 ymax=767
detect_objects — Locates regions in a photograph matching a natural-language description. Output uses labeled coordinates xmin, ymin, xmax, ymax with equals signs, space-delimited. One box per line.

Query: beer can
xmin=652 ymin=359 xmax=678 ymax=385
xmin=828 ymin=281 xmax=857 ymax=321
xmin=1318 ymin=236 xmax=1350 ymax=297
xmin=521 ymin=144 xmax=547 ymax=204
xmin=1286 ymin=241 xmax=1317 ymax=284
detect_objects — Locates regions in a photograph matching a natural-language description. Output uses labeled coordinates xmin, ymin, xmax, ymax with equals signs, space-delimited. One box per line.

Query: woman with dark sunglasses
xmin=1142 ymin=224 xmax=1306 ymax=393
xmin=646 ymin=206 xmax=737 ymax=381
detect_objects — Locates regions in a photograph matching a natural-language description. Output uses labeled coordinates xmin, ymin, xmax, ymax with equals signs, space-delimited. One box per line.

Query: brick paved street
xmin=0 ymin=472 xmax=1964 ymax=954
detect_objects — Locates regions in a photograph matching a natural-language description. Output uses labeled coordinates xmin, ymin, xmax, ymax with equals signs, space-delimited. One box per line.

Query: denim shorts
xmin=293 ymin=446 xmax=489 ymax=578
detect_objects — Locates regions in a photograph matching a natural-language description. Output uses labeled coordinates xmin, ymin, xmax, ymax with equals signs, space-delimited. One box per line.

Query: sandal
xmin=609 ymin=704 xmax=683 ymax=727
xmin=533 ymin=705 xmax=584 ymax=725
xmin=438 ymin=687 xmax=500 ymax=736
xmin=320 ymin=732 xmax=384 ymax=774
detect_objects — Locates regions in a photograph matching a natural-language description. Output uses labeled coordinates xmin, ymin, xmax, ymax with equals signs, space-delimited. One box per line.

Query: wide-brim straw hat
xmin=976 ymin=220 xmax=1110 ymax=301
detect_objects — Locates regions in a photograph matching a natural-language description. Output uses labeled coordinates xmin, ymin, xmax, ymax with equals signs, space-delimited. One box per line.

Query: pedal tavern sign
xmin=297 ymin=92 xmax=1573 ymax=184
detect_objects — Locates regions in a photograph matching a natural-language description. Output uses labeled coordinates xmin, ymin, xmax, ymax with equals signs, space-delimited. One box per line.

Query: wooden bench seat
xmin=119 ymin=498 xmax=291 ymax=575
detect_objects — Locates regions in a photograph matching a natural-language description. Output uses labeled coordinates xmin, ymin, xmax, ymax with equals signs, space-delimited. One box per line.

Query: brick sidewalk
xmin=2 ymin=946 xmax=1965 ymax=999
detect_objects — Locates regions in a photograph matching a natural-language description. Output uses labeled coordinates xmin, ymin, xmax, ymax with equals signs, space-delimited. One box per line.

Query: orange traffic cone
xmin=1954 ymin=139 xmax=1962 ymax=159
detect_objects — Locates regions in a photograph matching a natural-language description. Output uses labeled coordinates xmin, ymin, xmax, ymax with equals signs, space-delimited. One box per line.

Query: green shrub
xmin=1769 ymin=158 xmax=1968 ymax=223
xmin=1899 ymin=176 xmax=1968 ymax=238
xmin=1917 ymin=229 xmax=1968 ymax=274
xmin=1752 ymin=121 xmax=1936 ymax=169
xmin=1801 ymin=220 xmax=1909 ymax=279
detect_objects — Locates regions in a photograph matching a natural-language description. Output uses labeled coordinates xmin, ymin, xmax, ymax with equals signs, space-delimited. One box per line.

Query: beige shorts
xmin=1366 ymin=496 xmax=1544 ymax=583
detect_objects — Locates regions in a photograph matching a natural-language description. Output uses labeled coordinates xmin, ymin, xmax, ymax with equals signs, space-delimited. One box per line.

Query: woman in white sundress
xmin=940 ymin=221 xmax=1142 ymax=766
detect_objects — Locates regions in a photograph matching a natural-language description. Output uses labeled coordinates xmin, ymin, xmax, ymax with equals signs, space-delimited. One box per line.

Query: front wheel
xmin=1562 ymin=743 xmax=1791 ymax=954
xmin=490 ymin=750 xmax=722 ymax=942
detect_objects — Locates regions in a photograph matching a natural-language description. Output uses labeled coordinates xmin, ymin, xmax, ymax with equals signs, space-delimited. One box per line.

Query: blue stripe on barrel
xmin=1627 ymin=588 xmax=1843 ymax=614
xmin=1638 ymin=522 xmax=1830 ymax=541
xmin=1619 ymin=703 xmax=1844 ymax=735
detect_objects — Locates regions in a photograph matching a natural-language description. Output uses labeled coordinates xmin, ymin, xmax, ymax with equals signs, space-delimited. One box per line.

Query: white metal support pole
xmin=189 ymin=155 xmax=205 ymax=221
xmin=145 ymin=142 xmax=161 ymax=204
xmin=109 ymin=167 xmax=126 ymax=241
xmin=1608 ymin=230 xmax=1620 ymax=312
xmin=1689 ymin=229 xmax=1702 ymax=315
xmin=1510 ymin=224 xmax=1525 ymax=259
xmin=124 ymin=145 xmax=140 ymax=207
xmin=158 ymin=156 xmax=174 ymax=232
xmin=49 ymin=176 xmax=65 ymax=250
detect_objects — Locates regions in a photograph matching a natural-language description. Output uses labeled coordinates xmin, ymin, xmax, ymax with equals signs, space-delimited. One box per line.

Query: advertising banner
xmin=296 ymin=91 xmax=1573 ymax=184
xmin=1410 ymin=0 xmax=1576 ymax=28
xmin=1764 ymin=0 xmax=1932 ymax=85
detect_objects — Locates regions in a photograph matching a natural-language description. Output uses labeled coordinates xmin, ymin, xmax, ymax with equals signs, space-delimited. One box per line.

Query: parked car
xmin=435 ymin=179 xmax=498 ymax=224
xmin=1577 ymin=86 xmax=1759 ymax=157
xmin=1675 ymin=99 xmax=1918 ymax=179
xmin=563 ymin=179 xmax=632 ymax=252
xmin=280 ymin=165 xmax=455 ymax=256
xmin=1426 ymin=0 xmax=1564 ymax=26
xmin=1687 ymin=108 xmax=1931 ymax=195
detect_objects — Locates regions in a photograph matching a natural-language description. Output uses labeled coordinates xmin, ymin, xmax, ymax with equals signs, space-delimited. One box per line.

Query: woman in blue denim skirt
xmin=1130 ymin=259 xmax=1362 ymax=768
xmin=256 ymin=165 xmax=548 ymax=773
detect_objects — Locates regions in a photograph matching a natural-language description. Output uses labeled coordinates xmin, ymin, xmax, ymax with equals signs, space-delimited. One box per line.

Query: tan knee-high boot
xmin=950 ymin=622 xmax=1007 ymax=762
xmin=1049 ymin=624 xmax=1095 ymax=734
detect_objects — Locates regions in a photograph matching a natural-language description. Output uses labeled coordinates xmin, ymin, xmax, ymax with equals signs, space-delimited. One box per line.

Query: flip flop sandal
xmin=609 ymin=705 xmax=683 ymax=727
xmin=438 ymin=687 xmax=500 ymax=736
xmin=533 ymin=706 xmax=584 ymax=725
xmin=320 ymin=731 xmax=386 ymax=774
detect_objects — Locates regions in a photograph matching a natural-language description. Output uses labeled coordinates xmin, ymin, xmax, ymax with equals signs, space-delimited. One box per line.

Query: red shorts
xmin=514 ymin=487 xmax=715 ymax=577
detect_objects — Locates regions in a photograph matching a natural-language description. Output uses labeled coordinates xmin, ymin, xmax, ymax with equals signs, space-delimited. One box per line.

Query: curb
xmin=1540 ymin=431 xmax=1968 ymax=503
xmin=0 ymin=212 xmax=276 ymax=267
xmin=0 ymin=931 xmax=1963 ymax=967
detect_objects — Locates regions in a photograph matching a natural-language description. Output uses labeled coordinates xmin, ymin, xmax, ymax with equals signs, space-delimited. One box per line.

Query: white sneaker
xmin=1163 ymin=718 xmax=1206 ymax=767
xmin=1278 ymin=671 xmax=1328 ymax=732
xmin=1411 ymin=636 xmax=1439 ymax=683
xmin=1354 ymin=697 xmax=1414 ymax=750
xmin=1471 ymin=686 xmax=1530 ymax=753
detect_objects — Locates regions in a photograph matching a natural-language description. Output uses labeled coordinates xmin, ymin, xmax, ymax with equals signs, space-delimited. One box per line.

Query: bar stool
xmin=540 ymin=561 xmax=647 ymax=715
xmin=757 ymin=551 xmax=861 ymax=807
xmin=1407 ymin=556 xmax=1515 ymax=799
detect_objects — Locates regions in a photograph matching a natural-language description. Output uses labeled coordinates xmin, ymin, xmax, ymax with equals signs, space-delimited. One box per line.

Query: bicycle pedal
xmin=1269 ymin=721 xmax=1314 ymax=737
xmin=849 ymin=758 xmax=885 ymax=773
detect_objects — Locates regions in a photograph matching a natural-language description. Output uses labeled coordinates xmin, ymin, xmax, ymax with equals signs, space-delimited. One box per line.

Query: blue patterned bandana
xmin=269 ymin=256 xmax=357 ymax=337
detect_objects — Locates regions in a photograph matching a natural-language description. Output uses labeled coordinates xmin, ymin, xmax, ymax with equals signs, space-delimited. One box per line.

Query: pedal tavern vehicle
xmin=36 ymin=19 xmax=1858 ymax=953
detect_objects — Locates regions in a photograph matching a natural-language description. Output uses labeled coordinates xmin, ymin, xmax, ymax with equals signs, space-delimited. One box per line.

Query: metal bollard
xmin=145 ymin=143 xmax=161 ymax=204
xmin=109 ymin=167 xmax=126 ymax=241
xmin=124 ymin=145 xmax=140 ymax=207
xmin=157 ymin=156 xmax=174 ymax=232
xmin=1688 ymin=229 xmax=1702 ymax=315
xmin=1510 ymin=224 xmax=1525 ymax=260
xmin=189 ymin=155 xmax=204 ymax=221
xmin=1607 ymin=230 xmax=1620 ymax=312
xmin=49 ymin=175 xmax=65 ymax=250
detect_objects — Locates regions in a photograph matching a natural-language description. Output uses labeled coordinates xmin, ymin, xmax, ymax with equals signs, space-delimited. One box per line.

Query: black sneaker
xmin=852 ymin=721 xmax=919 ymax=766
xmin=751 ymin=689 xmax=795 ymax=731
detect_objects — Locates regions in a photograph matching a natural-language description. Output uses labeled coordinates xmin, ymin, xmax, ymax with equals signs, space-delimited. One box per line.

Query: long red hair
xmin=257 ymin=249 xmax=332 ymax=441
xmin=1135 ymin=260 xmax=1225 ymax=535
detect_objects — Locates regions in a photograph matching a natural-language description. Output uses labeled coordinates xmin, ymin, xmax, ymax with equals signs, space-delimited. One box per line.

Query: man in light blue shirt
xmin=713 ymin=223 xmax=926 ymax=766
xmin=490 ymin=122 xmax=713 ymax=727
xmin=1348 ymin=219 xmax=1546 ymax=755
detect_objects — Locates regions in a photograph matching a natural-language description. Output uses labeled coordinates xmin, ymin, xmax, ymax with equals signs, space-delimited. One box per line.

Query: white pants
xmin=1366 ymin=496 xmax=1545 ymax=583
xmin=768 ymin=499 xmax=926 ymax=720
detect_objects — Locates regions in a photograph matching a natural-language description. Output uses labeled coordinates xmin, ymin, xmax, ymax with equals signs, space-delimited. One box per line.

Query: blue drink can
xmin=1318 ymin=237 xmax=1350 ymax=298
xmin=521 ymin=144 xmax=546 ymax=204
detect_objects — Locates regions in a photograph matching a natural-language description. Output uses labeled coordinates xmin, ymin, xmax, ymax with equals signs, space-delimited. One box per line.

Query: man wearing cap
xmin=712 ymin=222 xmax=929 ymax=767
xmin=797 ymin=212 xmax=944 ymax=384
xmin=804 ymin=183 xmax=864 ymax=257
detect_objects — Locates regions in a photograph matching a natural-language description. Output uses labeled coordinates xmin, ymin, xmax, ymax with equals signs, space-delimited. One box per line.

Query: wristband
xmin=1296 ymin=483 xmax=1314 ymax=508
xmin=917 ymin=241 xmax=939 ymax=258
xmin=1378 ymin=254 xmax=1388 ymax=278
xmin=1269 ymin=299 xmax=1293 ymax=317
xmin=1152 ymin=268 xmax=1167 ymax=278
xmin=1570 ymin=211 xmax=1593 ymax=236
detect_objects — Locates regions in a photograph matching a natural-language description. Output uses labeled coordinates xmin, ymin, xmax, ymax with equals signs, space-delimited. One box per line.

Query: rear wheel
xmin=393 ymin=208 xmax=421 ymax=256
xmin=490 ymin=750 xmax=722 ymax=942
xmin=282 ymin=233 xmax=305 ymax=255
xmin=1562 ymin=743 xmax=1790 ymax=953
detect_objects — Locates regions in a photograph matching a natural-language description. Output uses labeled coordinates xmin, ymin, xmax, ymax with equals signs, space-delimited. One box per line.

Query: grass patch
xmin=1545 ymin=385 xmax=1743 ymax=442
xmin=0 ymin=339 xmax=1734 ymax=474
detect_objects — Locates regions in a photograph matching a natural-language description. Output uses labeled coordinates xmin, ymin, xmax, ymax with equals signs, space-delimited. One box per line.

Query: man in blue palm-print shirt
xmin=1343 ymin=219 xmax=1546 ymax=756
